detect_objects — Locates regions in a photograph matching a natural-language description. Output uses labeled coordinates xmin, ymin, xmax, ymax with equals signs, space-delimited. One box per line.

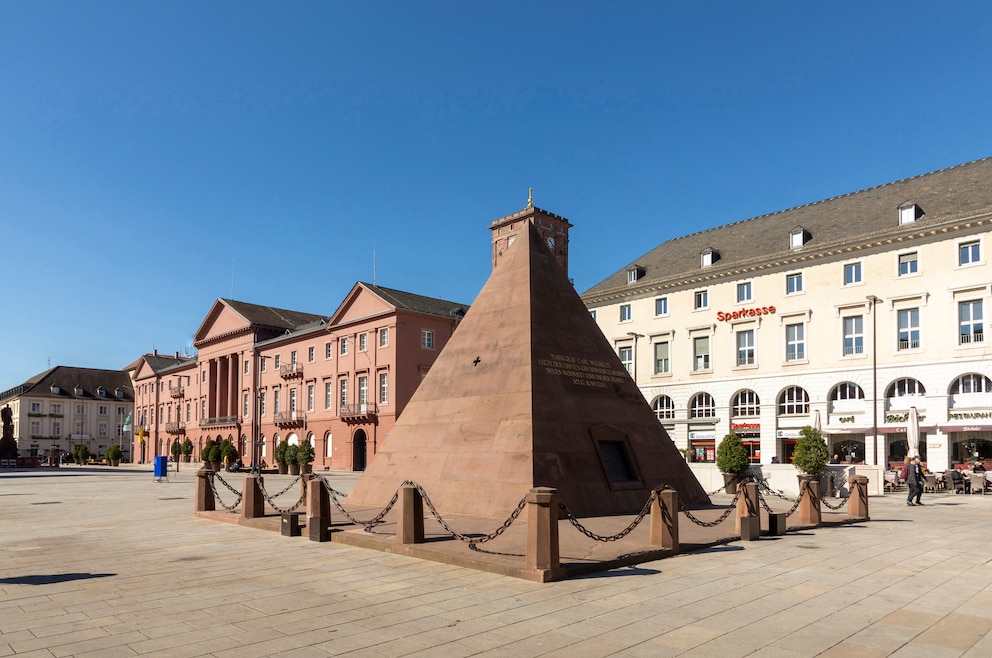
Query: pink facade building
xmin=130 ymin=283 xmax=467 ymax=470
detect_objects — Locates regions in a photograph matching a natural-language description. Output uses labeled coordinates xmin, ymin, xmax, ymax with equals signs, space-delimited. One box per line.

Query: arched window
xmin=950 ymin=374 xmax=992 ymax=395
xmin=830 ymin=382 xmax=864 ymax=401
xmin=690 ymin=392 xmax=716 ymax=418
xmin=886 ymin=378 xmax=926 ymax=398
xmin=325 ymin=431 xmax=333 ymax=458
xmin=778 ymin=386 xmax=809 ymax=415
xmin=731 ymin=390 xmax=760 ymax=417
xmin=652 ymin=396 xmax=675 ymax=420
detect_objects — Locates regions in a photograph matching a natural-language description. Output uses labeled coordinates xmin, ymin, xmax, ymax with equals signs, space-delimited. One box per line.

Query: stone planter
xmin=289 ymin=463 xmax=301 ymax=476
xmin=277 ymin=462 xmax=289 ymax=475
xmin=212 ymin=461 xmax=222 ymax=472
xmin=301 ymin=463 xmax=312 ymax=474
xmin=722 ymin=472 xmax=744 ymax=494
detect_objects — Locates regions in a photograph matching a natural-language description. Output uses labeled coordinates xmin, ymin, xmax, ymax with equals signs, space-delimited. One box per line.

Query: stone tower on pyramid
xmin=347 ymin=203 xmax=709 ymax=518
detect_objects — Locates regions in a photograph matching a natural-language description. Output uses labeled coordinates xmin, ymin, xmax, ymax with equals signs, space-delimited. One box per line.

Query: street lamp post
xmin=866 ymin=295 xmax=882 ymax=467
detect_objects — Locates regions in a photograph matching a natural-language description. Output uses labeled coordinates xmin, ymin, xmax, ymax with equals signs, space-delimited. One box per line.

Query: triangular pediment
xmin=348 ymin=222 xmax=708 ymax=518
xmin=327 ymin=283 xmax=395 ymax=327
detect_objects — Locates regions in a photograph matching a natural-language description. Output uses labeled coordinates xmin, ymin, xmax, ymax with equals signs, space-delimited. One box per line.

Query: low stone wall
xmin=687 ymin=463 xmax=885 ymax=497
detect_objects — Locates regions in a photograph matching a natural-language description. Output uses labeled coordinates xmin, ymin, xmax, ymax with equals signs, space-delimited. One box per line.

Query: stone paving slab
xmin=3 ymin=464 xmax=992 ymax=656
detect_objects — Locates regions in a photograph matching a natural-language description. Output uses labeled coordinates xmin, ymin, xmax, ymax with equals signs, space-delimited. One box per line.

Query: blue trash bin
xmin=154 ymin=455 xmax=168 ymax=478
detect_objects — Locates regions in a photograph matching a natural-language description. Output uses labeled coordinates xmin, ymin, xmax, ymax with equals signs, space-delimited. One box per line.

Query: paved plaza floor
xmin=2 ymin=465 xmax=992 ymax=657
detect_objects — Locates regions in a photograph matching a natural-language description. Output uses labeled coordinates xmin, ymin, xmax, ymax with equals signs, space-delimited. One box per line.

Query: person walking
xmin=906 ymin=455 xmax=925 ymax=506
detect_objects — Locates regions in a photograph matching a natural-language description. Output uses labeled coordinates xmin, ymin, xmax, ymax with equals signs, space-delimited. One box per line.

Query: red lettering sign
xmin=717 ymin=305 xmax=776 ymax=322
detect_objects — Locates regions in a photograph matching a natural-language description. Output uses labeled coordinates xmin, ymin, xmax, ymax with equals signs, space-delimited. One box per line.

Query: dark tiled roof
xmin=360 ymin=283 xmax=469 ymax=319
xmin=1 ymin=366 xmax=133 ymax=402
xmin=582 ymin=157 xmax=992 ymax=300
xmin=221 ymin=299 xmax=326 ymax=330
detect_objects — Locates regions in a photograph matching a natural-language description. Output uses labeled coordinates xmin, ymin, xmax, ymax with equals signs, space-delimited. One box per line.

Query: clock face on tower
xmin=546 ymin=235 xmax=556 ymax=249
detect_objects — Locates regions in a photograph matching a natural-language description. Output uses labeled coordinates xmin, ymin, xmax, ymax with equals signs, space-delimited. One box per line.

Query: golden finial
xmin=527 ymin=187 xmax=533 ymax=208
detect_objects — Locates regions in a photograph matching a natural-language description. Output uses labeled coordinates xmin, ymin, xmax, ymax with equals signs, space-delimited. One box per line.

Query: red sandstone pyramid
xmin=347 ymin=222 xmax=709 ymax=518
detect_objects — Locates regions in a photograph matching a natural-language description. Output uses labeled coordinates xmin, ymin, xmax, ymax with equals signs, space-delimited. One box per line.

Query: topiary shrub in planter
xmin=182 ymin=438 xmax=193 ymax=462
xmin=220 ymin=439 xmax=238 ymax=467
xmin=274 ymin=440 xmax=290 ymax=474
xmin=74 ymin=445 xmax=90 ymax=465
xmin=716 ymin=433 xmax=750 ymax=493
xmin=106 ymin=445 xmax=122 ymax=466
xmin=286 ymin=444 xmax=300 ymax=475
xmin=296 ymin=438 xmax=315 ymax=473
xmin=171 ymin=439 xmax=182 ymax=462
xmin=793 ymin=425 xmax=829 ymax=480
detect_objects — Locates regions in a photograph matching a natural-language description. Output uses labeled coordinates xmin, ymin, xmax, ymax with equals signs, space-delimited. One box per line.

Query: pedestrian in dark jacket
xmin=906 ymin=456 xmax=925 ymax=506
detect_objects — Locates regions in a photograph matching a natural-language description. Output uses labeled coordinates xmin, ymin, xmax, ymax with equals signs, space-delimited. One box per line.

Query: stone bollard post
xmin=799 ymin=477 xmax=822 ymax=527
xmin=847 ymin=475 xmax=870 ymax=520
xmin=525 ymin=487 xmax=561 ymax=581
xmin=397 ymin=483 xmax=425 ymax=545
xmin=649 ymin=489 xmax=679 ymax=551
xmin=195 ymin=467 xmax=215 ymax=512
xmin=242 ymin=474 xmax=264 ymax=519
xmin=307 ymin=474 xmax=331 ymax=542
xmin=736 ymin=481 xmax=760 ymax=540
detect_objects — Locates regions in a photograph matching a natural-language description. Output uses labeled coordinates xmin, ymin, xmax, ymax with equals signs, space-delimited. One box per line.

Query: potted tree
xmin=182 ymin=438 xmax=194 ymax=463
xmin=220 ymin=440 xmax=239 ymax=470
xmin=793 ymin=425 xmax=829 ymax=485
xmin=274 ymin=440 xmax=290 ymax=475
xmin=75 ymin=445 xmax=90 ymax=465
xmin=106 ymin=445 xmax=122 ymax=467
xmin=201 ymin=439 xmax=220 ymax=471
xmin=286 ymin=444 xmax=300 ymax=476
xmin=716 ymin=433 xmax=750 ymax=493
xmin=170 ymin=439 xmax=182 ymax=464
xmin=297 ymin=438 xmax=315 ymax=474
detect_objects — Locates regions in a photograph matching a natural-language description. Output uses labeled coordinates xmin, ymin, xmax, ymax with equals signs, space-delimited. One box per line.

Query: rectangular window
xmin=694 ymin=290 xmax=708 ymax=310
xmin=274 ymin=389 xmax=281 ymax=414
xmin=358 ymin=376 xmax=368 ymax=407
xmin=325 ymin=342 xmax=333 ymax=359
xmin=98 ymin=423 xmax=108 ymax=437
xmin=274 ymin=354 xmax=281 ymax=368
xmin=52 ymin=403 xmax=62 ymax=414
xmin=897 ymin=308 xmax=920 ymax=350
xmin=340 ymin=338 xmax=349 ymax=355
xmin=843 ymin=262 xmax=862 ymax=285
xmin=30 ymin=420 xmax=39 ymax=435
xmin=359 ymin=333 xmax=368 ymax=351
xmin=960 ymin=240 xmax=981 ymax=266
xmin=325 ymin=382 xmax=333 ymax=410
xmin=308 ymin=346 xmax=315 ymax=362
xmin=619 ymin=304 xmax=632 ymax=322
xmin=244 ymin=360 xmax=249 ymax=374
xmin=98 ymin=405 xmax=108 ymax=415
xmin=619 ymin=346 xmax=633 ymax=375
xmin=31 ymin=402 xmax=41 ymax=412
xmin=243 ymin=393 xmax=249 ymax=417
xmin=289 ymin=388 xmax=297 ymax=413
xmin=843 ymin=316 xmax=864 ymax=355
xmin=898 ymin=252 xmax=918 ymax=276
xmin=260 ymin=359 xmax=266 ymax=373
xmin=291 ymin=351 xmax=298 ymax=367
xmin=693 ymin=336 xmax=710 ymax=371
xmin=736 ymin=330 xmax=755 ymax=366
xmin=259 ymin=393 xmax=266 ymax=417
xmin=655 ymin=297 xmax=668 ymax=316
xmin=201 ymin=400 xmax=207 ymax=419
xmin=379 ymin=372 xmax=389 ymax=405
xmin=786 ymin=273 xmax=803 ymax=294
xmin=307 ymin=385 xmax=315 ymax=412
xmin=653 ymin=341 xmax=670 ymax=375
xmin=736 ymin=282 xmax=752 ymax=303
xmin=379 ymin=328 xmax=389 ymax=347
xmin=339 ymin=379 xmax=348 ymax=410
xmin=421 ymin=330 xmax=434 ymax=349
xmin=959 ymin=300 xmax=984 ymax=345
xmin=786 ymin=323 xmax=805 ymax=361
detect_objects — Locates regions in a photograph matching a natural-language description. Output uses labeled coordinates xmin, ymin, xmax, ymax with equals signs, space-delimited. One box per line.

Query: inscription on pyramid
xmin=347 ymin=221 xmax=709 ymax=518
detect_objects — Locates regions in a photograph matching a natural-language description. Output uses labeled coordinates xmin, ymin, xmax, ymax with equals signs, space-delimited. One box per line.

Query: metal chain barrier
xmin=407 ymin=481 xmax=529 ymax=548
xmin=257 ymin=474 xmax=307 ymax=513
xmin=209 ymin=472 xmax=243 ymax=511
xmin=783 ymin=480 xmax=807 ymax=517
xmin=820 ymin=494 xmax=848 ymax=510
xmin=314 ymin=475 xmax=400 ymax=529
xmin=749 ymin=473 xmax=797 ymax=502
xmin=680 ymin=487 xmax=743 ymax=527
xmin=557 ymin=486 xmax=668 ymax=542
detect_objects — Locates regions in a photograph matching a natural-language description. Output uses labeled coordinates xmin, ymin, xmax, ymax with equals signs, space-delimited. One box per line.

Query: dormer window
xmin=74 ymin=385 xmax=83 ymax=396
xmin=50 ymin=384 xmax=60 ymax=395
xmin=899 ymin=203 xmax=921 ymax=225
xmin=97 ymin=387 xmax=106 ymax=397
xmin=789 ymin=226 xmax=808 ymax=249
xmin=115 ymin=388 xmax=124 ymax=399
xmin=626 ymin=265 xmax=644 ymax=284
xmin=700 ymin=248 xmax=718 ymax=268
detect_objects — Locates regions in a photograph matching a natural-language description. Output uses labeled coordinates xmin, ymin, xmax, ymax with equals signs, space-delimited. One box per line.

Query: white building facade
xmin=582 ymin=158 xmax=992 ymax=474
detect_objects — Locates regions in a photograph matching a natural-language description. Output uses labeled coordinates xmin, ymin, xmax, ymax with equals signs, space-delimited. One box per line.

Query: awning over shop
xmin=940 ymin=424 xmax=992 ymax=433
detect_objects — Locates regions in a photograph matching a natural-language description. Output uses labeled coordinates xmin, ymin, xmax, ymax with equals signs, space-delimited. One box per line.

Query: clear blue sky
xmin=2 ymin=1 xmax=991 ymax=388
